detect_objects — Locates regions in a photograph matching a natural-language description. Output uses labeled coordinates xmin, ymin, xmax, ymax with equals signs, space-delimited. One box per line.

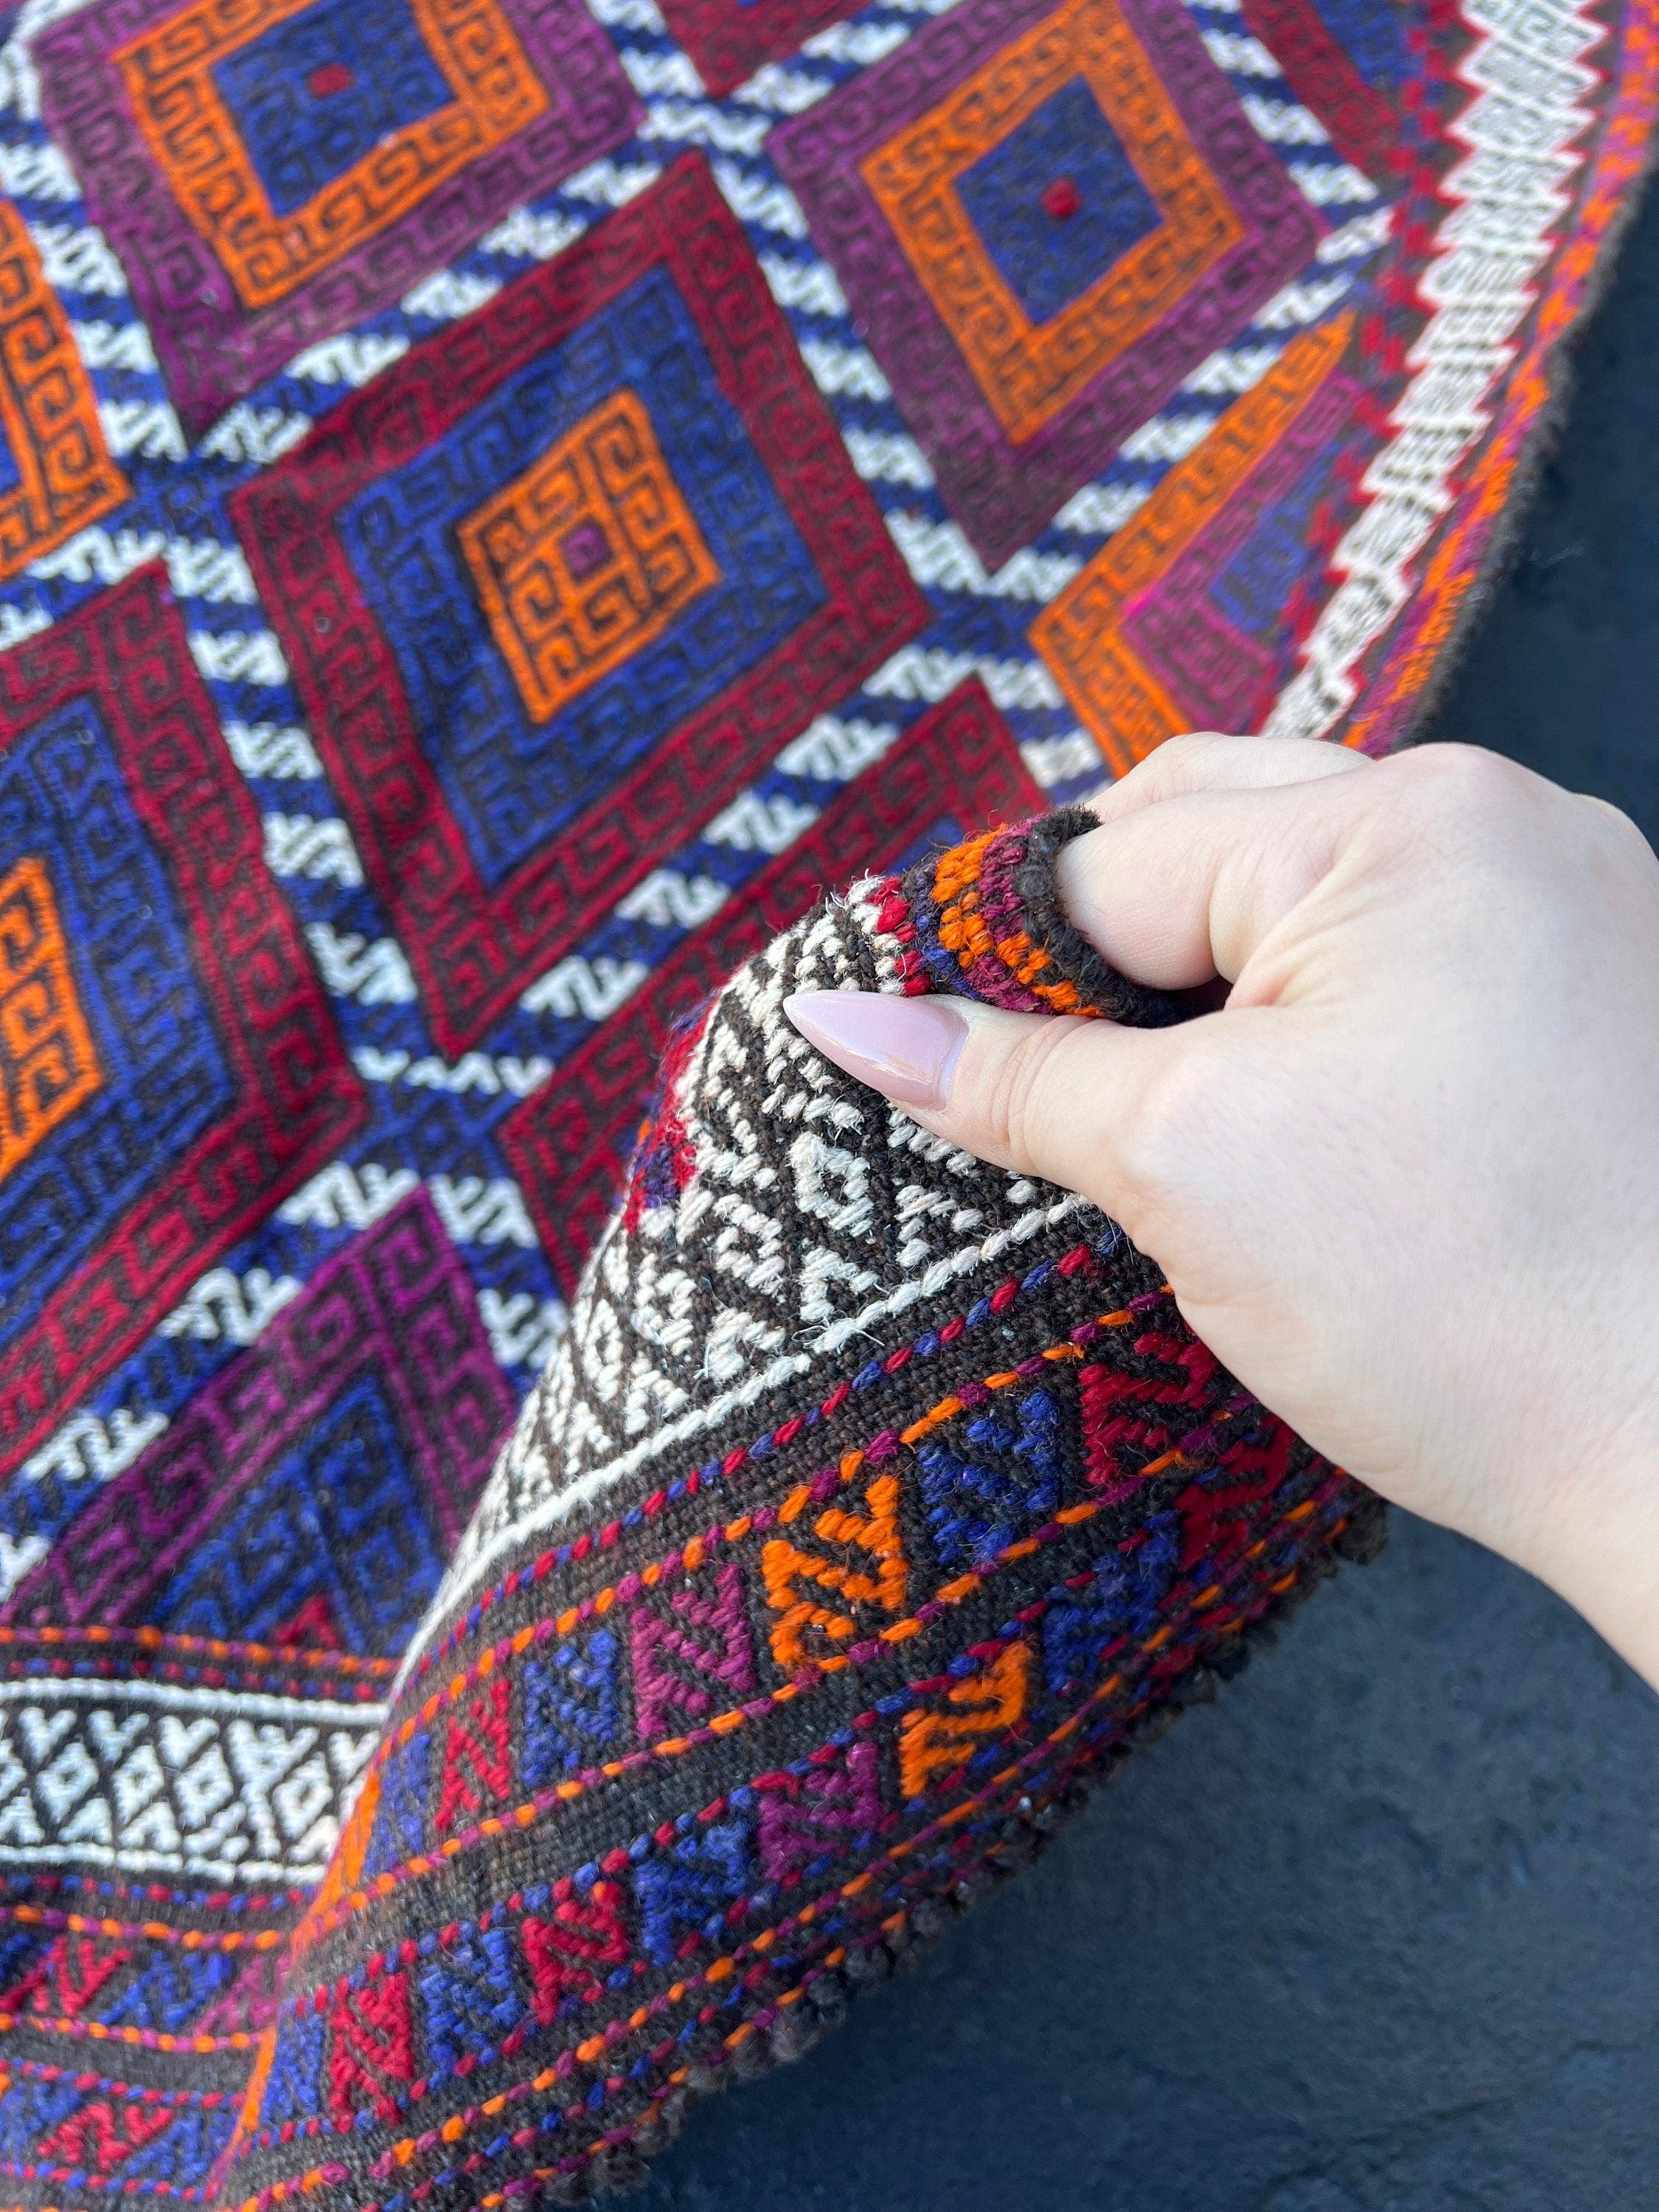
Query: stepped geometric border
xmin=223 ymin=1252 xmax=1363 ymax=2195
xmin=1030 ymin=316 xmax=1354 ymax=773
xmin=232 ymin=153 xmax=929 ymax=1057
xmin=33 ymin=0 xmax=641 ymax=432
xmin=772 ymin=0 xmax=1322 ymax=572
xmin=500 ymin=680 xmax=1043 ymax=1298
xmin=3 ymin=1191 xmax=514 ymax=1646
xmin=0 ymin=1670 xmax=386 ymax=1888
xmin=655 ymin=0 xmax=862 ymax=97
xmin=0 ymin=564 xmax=366 ymax=1482
xmin=0 ymin=203 xmax=129 ymax=582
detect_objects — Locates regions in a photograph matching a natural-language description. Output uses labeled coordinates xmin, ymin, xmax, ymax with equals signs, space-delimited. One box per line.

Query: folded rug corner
xmin=218 ymin=808 xmax=1386 ymax=2208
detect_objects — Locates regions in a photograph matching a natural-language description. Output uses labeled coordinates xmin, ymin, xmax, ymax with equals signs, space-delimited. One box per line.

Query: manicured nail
xmin=783 ymin=990 xmax=967 ymax=1110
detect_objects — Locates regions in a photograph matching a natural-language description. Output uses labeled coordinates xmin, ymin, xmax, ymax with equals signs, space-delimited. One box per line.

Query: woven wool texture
xmin=0 ymin=0 xmax=1650 ymax=2197
xmin=209 ymin=809 xmax=1385 ymax=2206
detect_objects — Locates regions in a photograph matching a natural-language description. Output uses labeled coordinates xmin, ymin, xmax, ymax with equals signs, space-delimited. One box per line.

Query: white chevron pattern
xmin=0 ymin=1678 xmax=383 ymax=1885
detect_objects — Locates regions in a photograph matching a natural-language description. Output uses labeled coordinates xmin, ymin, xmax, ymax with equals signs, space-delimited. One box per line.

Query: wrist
xmin=1507 ymin=1392 xmax=1659 ymax=1693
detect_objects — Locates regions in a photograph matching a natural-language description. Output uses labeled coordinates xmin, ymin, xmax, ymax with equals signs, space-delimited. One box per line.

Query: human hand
xmin=785 ymin=737 xmax=1659 ymax=1688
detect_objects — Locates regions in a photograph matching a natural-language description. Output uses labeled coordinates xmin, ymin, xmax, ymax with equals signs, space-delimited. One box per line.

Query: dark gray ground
xmin=630 ymin=186 xmax=1659 ymax=2212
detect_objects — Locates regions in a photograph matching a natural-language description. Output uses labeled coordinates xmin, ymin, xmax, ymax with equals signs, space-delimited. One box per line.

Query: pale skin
xmin=784 ymin=735 xmax=1659 ymax=1691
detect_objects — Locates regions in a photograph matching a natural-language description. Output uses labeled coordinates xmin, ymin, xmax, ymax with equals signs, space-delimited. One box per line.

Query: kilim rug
xmin=0 ymin=0 xmax=1649 ymax=2198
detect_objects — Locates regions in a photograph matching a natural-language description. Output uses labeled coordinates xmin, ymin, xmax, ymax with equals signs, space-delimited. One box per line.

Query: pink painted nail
xmin=782 ymin=990 xmax=967 ymax=1110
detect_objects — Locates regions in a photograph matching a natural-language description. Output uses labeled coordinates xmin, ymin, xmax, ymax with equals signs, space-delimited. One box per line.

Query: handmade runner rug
xmin=0 ymin=0 xmax=1649 ymax=2199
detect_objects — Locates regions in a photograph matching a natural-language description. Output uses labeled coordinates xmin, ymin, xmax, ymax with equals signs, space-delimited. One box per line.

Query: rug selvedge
xmin=206 ymin=818 xmax=1383 ymax=2211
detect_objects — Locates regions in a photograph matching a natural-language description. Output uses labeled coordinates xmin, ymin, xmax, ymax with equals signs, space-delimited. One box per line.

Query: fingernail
xmin=783 ymin=990 xmax=967 ymax=1110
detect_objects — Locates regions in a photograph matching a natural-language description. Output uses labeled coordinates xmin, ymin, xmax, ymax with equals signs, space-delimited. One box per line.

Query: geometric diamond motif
xmin=97 ymin=1942 xmax=241 ymax=2037
xmin=0 ymin=565 xmax=366 ymax=1481
xmin=518 ymin=1630 xmax=625 ymax=1787
xmin=955 ymin=80 xmax=1164 ymax=328
xmin=773 ymin=0 xmax=1321 ymax=568
xmin=215 ymin=748 xmax=1386 ymax=2197
xmin=754 ymin=1739 xmax=883 ymax=1882
xmin=2 ymin=1191 xmax=513 ymax=1655
xmin=417 ymin=1924 xmax=521 ymax=2073
xmin=1040 ymin=1520 xmax=1179 ymax=1695
xmin=116 ymin=0 xmax=546 ymax=312
xmin=0 ymin=1669 xmax=382 ymax=1884
xmin=863 ymin=11 xmax=1242 ymax=444
xmin=0 ymin=205 xmax=129 ymax=583
xmin=252 ymin=2011 xmax=326 ymax=2133
xmin=914 ymin=1384 xmax=1067 ymax=1572
xmin=21 ymin=2087 xmax=230 ymax=2197
xmin=628 ymin=1562 xmax=756 ymax=1745
xmin=324 ymin=1969 xmax=416 ymax=2125
xmin=37 ymin=0 xmax=641 ymax=429
xmin=143 ymin=1374 xmax=422 ymax=1649
xmin=897 ymin=1642 xmax=1032 ymax=1800
xmin=34 ymin=2097 xmax=175 ymax=2181
xmin=633 ymin=1818 xmax=751 ymax=1965
xmin=1124 ymin=361 xmax=1363 ymax=731
xmin=0 ymin=698 xmax=235 ymax=1352
xmin=759 ymin=1470 xmax=906 ymax=1669
xmin=333 ymin=263 xmax=820 ymax=893
xmin=0 ymin=0 xmax=1635 ymax=2188
xmin=456 ymin=387 xmax=723 ymax=726
xmin=233 ymin=153 xmax=928 ymax=1054
xmin=209 ymin=0 xmax=456 ymax=220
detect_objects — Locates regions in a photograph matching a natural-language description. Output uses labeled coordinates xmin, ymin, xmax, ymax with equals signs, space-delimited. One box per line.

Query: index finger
xmin=1060 ymin=758 xmax=1378 ymax=990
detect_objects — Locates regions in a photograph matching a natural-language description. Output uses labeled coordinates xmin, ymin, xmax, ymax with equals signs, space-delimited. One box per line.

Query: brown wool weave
xmin=217 ymin=809 xmax=1385 ymax=2209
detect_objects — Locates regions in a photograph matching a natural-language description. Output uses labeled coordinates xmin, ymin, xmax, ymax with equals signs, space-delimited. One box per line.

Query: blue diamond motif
xmin=212 ymin=0 xmax=452 ymax=218
xmin=956 ymin=80 xmax=1163 ymax=328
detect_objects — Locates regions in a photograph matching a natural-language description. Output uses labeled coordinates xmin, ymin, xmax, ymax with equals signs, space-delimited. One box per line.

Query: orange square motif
xmin=859 ymin=0 xmax=1243 ymax=445
xmin=114 ymin=0 xmax=548 ymax=311
xmin=0 ymin=857 xmax=102 ymax=1186
xmin=0 ymin=206 xmax=129 ymax=583
xmin=457 ymin=389 xmax=722 ymax=726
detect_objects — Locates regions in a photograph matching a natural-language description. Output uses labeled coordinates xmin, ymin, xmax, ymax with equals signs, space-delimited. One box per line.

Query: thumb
xmin=782 ymin=987 xmax=1206 ymax=1229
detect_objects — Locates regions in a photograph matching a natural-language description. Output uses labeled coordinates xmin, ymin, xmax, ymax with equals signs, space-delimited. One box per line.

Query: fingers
xmin=1058 ymin=763 xmax=1374 ymax=990
xmin=782 ymin=990 xmax=1208 ymax=1225
xmin=1087 ymin=732 xmax=1371 ymax=830
xmin=782 ymin=737 xmax=1376 ymax=1211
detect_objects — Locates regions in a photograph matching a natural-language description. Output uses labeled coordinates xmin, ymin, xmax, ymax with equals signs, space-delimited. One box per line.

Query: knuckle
xmin=1580 ymin=790 xmax=1654 ymax=865
xmin=1158 ymin=730 xmax=1235 ymax=768
xmin=1385 ymin=748 xmax=1657 ymax=900
xmin=1394 ymin=742 xmax=1519 ymax=816
xmin=1377 ymin=744 xmax=1544 ymax=873
xmin=976 ymin=1018 xmax=1078 ymax=1175
xmin=1113 ymin=731 xmax=1234 ymax=800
